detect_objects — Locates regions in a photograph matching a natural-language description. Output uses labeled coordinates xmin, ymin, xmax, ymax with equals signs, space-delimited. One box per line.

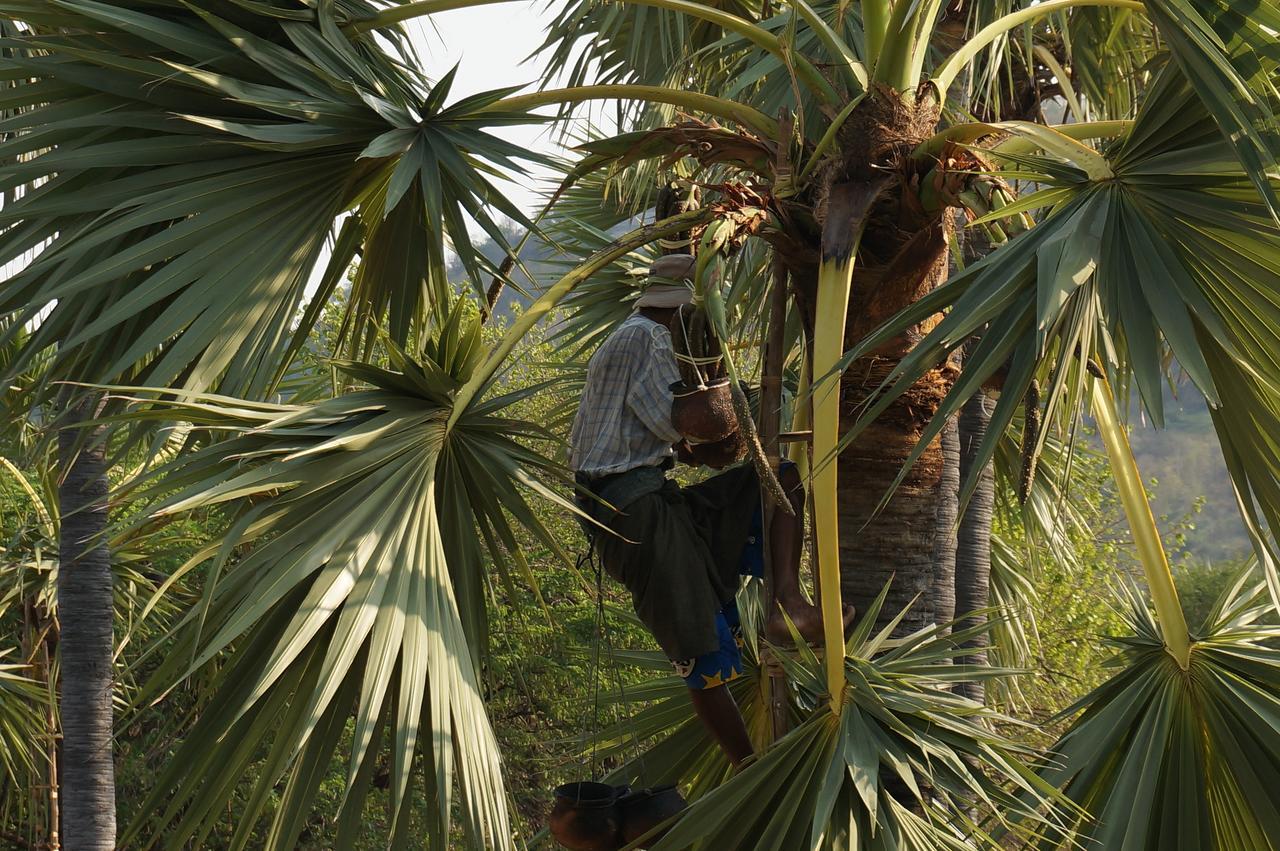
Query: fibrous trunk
xmin=802 ymin=89 xmax=957 ymax=637
xmin=57 ymin=399 xmax=116 ymax=850
xmin=931 ymin=415 xmax=960 ymax=633
xmin=955 ymin=389 xmax=995 ymax=702
xmin=835 ymin=254 xmax=954 ymax=635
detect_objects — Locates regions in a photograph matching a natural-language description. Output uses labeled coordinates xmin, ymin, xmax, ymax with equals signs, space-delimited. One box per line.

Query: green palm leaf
xmin=113 ymin=304 xmax=570 ymax=849
xmin=1142 ymin=0 xmax=1280 ymax=219
xmin=1030 ymin=575 xmax=1280 ymax=850
xmin=0 ymin=648 xmax=42 ymax=790
xmin=0 ymin=0 xmax=543 ymax=401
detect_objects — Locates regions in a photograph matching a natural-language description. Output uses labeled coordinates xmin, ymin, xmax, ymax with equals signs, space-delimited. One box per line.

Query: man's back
xmin=569 ymin=313 xmax=683 ymax=476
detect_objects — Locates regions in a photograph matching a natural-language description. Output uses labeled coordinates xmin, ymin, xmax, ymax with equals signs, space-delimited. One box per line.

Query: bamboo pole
xmin=760 ymin=255 xmax=791 ymax=741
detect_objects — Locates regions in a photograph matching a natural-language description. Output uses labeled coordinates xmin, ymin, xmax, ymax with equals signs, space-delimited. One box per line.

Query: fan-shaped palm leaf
xmin=0 ymin=648 xmax=42 ymax=799
xmin=0 ymin=0 xmax=543 ymax=402
xmin=1029 ymin=573 xmax=1280 ymax=850
xmin=112 ymin=303 xmax=572 ymax=849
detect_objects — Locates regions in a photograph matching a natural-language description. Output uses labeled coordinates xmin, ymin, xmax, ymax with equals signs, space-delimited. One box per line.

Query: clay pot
xmin=548 ymin=782 xmax=624 ymax=851
xmin=671 ymin=378 xmax=737 ymax=443
xmin=618 ymin=785 xmax=687 ymax=848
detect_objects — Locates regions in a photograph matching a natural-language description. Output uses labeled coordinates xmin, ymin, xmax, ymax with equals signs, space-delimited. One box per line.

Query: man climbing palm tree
xmin=570 ymin=253 xmax=846 ymax=766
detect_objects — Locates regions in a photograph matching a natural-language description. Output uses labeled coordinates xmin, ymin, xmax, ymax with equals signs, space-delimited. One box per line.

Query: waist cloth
xmin=574 ymin=462 xmax=762 ymax=661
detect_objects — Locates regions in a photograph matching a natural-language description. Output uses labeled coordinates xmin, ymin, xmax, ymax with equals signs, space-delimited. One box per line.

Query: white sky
xmin=405 ymin=2 xmax=610 ymax=216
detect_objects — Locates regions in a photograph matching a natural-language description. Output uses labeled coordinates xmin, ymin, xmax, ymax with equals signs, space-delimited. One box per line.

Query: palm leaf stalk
xmin=489 ymin=86 xmax=780 ymax=138
xmin=811 ymin=180 xmax=886 ymax=708
xmin=1089 ymin=371 xmax=1192 ymax=667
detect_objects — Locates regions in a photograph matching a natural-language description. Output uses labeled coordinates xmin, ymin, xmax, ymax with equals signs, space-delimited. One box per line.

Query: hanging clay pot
xmin=618 ymin=785 xmax=687 ymax=848
xmin=671 ymin=378 xmax=737 ymax=444
xmin=548 ymin=782 xmax=624 ymax=851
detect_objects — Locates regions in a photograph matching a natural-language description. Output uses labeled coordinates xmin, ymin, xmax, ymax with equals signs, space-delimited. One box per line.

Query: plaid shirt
xmin=569 ymin=313 xmax=683 ymax=476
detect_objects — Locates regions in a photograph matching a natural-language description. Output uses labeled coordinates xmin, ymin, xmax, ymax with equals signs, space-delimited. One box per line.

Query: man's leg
xmin=688 ymin=687 xmax=753 ymax=768
xmin=672 ymin=610 xmax=753 ymax=767
xmin=765 ymin=463 xmax=855 ymax=644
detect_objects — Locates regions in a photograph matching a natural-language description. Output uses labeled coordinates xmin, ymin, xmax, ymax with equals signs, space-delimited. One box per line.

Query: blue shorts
xmin=670 ymin=502 xmax=765 ymax=689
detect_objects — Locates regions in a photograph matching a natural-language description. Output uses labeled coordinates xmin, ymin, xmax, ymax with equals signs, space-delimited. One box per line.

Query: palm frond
xmin=113 ymin=302 xmax=570 ymax=849
xmin=1030 ymin=574 xmax=1280 ymax=850
xmin=0 ymin=1 xmax=542 ymax=403
xmin=0 ymin=648 xmax=42 ymax=790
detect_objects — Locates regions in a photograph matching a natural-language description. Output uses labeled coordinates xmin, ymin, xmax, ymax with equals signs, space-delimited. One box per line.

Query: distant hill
xmin=446 ymin=224 xmax=557 ymax=321
xmin=1126 ymin=383 xmax=1252 ymax=564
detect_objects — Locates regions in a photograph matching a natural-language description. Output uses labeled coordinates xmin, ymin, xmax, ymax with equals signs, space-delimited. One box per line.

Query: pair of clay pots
xmin=548 ymin=782 xmax=686 ymax=851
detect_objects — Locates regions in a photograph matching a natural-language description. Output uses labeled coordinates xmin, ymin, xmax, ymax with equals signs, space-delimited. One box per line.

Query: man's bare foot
xmin=764 ymin=600 xmax=857 ymax=646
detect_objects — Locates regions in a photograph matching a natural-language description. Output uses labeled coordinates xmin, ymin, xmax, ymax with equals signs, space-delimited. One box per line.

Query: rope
xmin=672 ymin=352 xmax=723 ymax=367
xmin=675 ymin=306 xmax=711 ymax=387
xmin=579 ymin=532 xmax=649 ymax=785
xmin=580 ymin=542 xmax=606 ymax=781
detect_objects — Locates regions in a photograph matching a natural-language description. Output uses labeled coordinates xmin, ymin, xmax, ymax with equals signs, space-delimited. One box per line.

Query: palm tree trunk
xmin=808 ymin=91 xmax=958 ymax=638
xmin=955 ymin=389 xmax=994 ymax=702
xmin=931 ymin=416 xmax=959 ymax=633
xmin=57 ymin=399 xmax=115 ymax=850
xmin=836 ymin=223 xmax=956 ymax=636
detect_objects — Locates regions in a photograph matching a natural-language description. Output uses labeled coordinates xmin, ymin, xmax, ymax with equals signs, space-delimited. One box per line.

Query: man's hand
xmin=675 ymin=432 xmax=745 ymax=470
xmin=675 ymin=438 xmax=698 ymax=466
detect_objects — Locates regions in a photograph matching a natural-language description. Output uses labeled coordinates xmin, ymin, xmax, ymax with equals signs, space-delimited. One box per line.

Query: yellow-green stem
xmin=350 ymin=0 xmax=840 ymax=105
xmin=1091 ymin=377 xmax=1192 ymax=669
xmin=448 ymin=208 xmax=712 ymax=429
xmin=871 ymin=0 xmax=920 ymax=91
xmin=930 ymin=0 xmax=1145 ymax=93
xmin=862 ymin=0 xmax=891 ymax=69
xmin=489 ymin=86 xmax=779 ymax=139
xmin=813 ymin=255 xmax=857 ymax=709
